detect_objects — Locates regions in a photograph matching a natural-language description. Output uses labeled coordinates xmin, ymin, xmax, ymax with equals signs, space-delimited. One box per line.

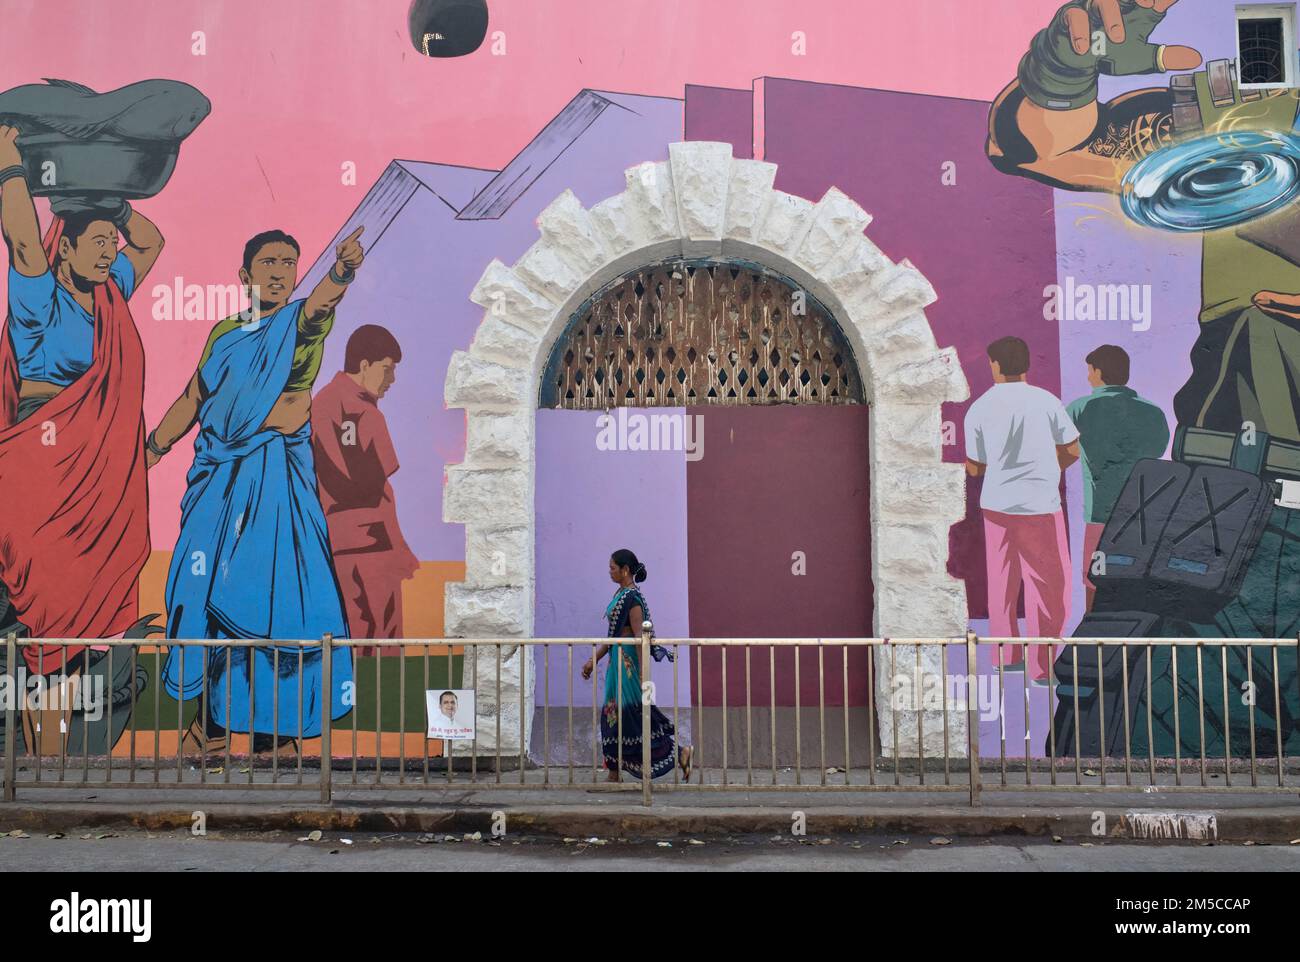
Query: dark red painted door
xmin=687 ymin=405 xmax=873 ymax=713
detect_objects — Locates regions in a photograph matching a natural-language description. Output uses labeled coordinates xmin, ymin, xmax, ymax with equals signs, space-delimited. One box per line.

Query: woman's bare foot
xmin=180 ymin=717 xmax=226 ymax=757
xmin=606 ymin=769 xmax=621 ymax=782
xmin=678 ymin=746 xmax=693 ymax=782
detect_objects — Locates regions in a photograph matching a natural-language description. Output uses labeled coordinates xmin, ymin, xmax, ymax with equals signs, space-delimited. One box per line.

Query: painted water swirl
xmin=1120 ymin=130 xmax=1300 ymax=233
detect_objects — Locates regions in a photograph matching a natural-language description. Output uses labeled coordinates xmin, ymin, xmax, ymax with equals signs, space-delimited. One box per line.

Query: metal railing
xmin=3 ymin=628 xmax=1297 ymax=805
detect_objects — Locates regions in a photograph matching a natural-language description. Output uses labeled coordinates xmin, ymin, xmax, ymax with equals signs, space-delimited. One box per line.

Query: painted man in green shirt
xmin=1066 ymin=345 xmax=1169 ymax=611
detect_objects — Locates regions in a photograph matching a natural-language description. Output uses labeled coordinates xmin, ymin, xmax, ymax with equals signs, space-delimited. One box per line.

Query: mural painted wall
xmin=0 ymin=0 xmax=1296 ymax=769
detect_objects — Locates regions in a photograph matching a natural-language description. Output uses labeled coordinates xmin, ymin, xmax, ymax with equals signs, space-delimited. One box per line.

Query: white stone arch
xmin=443 ymin=142 xmax=970 ymax=756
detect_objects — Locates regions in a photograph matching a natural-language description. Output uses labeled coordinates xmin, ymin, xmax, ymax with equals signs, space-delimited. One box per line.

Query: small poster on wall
xmin=425 ymin=689 xmax=475 ymax=740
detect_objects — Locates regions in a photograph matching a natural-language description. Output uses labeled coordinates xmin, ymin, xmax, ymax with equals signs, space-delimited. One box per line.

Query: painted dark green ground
xmin=126 ymin=655 xmax=465 ymax=733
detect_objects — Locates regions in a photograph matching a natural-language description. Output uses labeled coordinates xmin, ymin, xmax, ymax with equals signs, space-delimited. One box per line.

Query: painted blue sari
xmin=161 ymin=300 xmax=352 ymax=738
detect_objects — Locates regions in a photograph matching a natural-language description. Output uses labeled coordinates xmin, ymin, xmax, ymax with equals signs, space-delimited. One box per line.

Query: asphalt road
xmin=2 ymin=829 xmax=1298 ymax=871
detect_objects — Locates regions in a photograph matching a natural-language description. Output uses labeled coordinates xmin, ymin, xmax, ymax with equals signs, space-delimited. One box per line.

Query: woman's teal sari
xmin=600 ymin=585 xmax=678 ymax=779
xmin=603 ymin=586 xmax=645 ymax=709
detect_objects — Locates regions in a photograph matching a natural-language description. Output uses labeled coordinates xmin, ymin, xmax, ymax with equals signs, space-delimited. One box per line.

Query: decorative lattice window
xmin=539 ymin=259 xmax=864 ymax=409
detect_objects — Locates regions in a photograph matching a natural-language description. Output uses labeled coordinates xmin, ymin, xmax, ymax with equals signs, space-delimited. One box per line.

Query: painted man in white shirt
xmin=964 ymin=336 xmax=1080 ymax=682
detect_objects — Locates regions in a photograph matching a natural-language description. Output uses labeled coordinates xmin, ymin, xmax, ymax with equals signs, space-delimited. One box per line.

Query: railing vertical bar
xmin=272 ymin=648 xmax=280 ymax=783
xmin=890 ymin=643 xmax=899 ymax=786
xmin=1273 ymin=644 xmax=1284 ymax=788
xmin=1196 ymin=645 xmax=1206 ymax=787
xmin=171 ymin=646 xmax=182 ymax=784
xmin=916 ymin=643 xmax=926 ymax=787
xmin=1096 ymin=644 xmax=1106 ymax=787
xmin=519 ymin=644 xmax=526 ymax=787
xmin=129 ymin=646 xmax=138 ymax=784
xmin=745 ymin=644 xmax=752 ymax=787
xmin=446 ymin=641 xmax=455 ymax=784
xmin=496 ymin=643 xmax=502 ymax=785
xmin=1145 ymin=645 xmax=1155 ymax=786
xmin=641 ymin=624 xmax=651 ymax=807
xmin=966 ymin=631 xmax=981 ymax=806
xmin=1071 ymin=646 xmax=1081 ymax=784
xmin=940 ymin=641 xmax=950 ymax=786
xmin=3 ymin=633 xmax=16 ymax=802
xmin=422 ymin=645 xmax=430 ymax=785
xmin=793 ymin=642 xmax=800 ymax=786
xmin=295 ymin=645 xmax=305 ymax=783
xmin=224 ymin=647 xmax=232 ymax=785
xmin=1048 ymin=643 xmax=1058 ymax=786
xmin=672 ymin=643 xmax=679 ymax=787
xmin=1221 ymin=645 xmax=1232 ymax=788
xmin=152 ymin=647 xmax=160 ymax=785
xmin=843 ymin=643 xmax=852 ymax=787
xmin=1172 ymin=645 xmax=1182 ymax=786
xmin=568 ymin=643 xmax=575 ymax=786
xmin=616 ymin=639 xmax=624 ymax=784
xmin=997 ymin=643 xmax=1006 ymax=787
xmin=35 ymin=648 xmax=43 ymax=784
xmin=350 ymin=643 xmax=358 ymax=786
xmin=1022 ymin=646 xmax=1030 ymax=788
xmin=1246 ymin=646 xmax=1257 ymax=788
xmin=83 ymin=647 xmax=91 ymax=780
xmin=197 ymin=649 xmax=207 ymax=786
xmin=695 ymin=644 xmax=704 ymax=786
xmin=544 ymin=643 xmax=550 ymax=786
xmin=592 ymin=642 xmax=599 ymax=785
xmin=399 ymin=644 xmax=407 ymax=785
xmin=469 ymin=643 xmax=477 ymax=784
xmin=721 ymin=643 xmax=729 ymax=787
xmin=1121 ymin=647 xmax=1132 ymax=786
xmin=101 ymin=647 xmax=113 ymax=780
xmin=818 ymin=641 xmax=826 ymax=787
xmin=769 ymin=645 xmax=776 ymax=784
xmin=59 ymin=647 xmax=69 ymax=783
xmin=867 ymin=645 xmax=876 ymax=786
xmin=375 ymin=639 xmax=382 ymax=786
xmin=248 ymin=644 xmax=257 ymax=786
xmin=320 ymin=635 xmax=333 ymax=803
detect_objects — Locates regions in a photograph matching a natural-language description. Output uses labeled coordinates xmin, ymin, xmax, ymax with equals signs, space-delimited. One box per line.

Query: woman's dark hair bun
xmin=612 ymin=548 xmax=648 ymax=583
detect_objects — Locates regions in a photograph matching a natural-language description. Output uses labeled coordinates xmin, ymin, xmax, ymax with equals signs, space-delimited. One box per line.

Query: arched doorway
xmin=536 ymin=257 xmax=870 ymax=765
xmin=443 ymin=142 xmax=970 ymax=762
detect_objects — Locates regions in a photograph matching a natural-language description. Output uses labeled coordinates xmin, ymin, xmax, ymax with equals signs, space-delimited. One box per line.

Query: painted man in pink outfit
xmin=964 ymin=336 xmax=1080 ymax=682
xmin=312 ymin=325 xmax=418 ymax=656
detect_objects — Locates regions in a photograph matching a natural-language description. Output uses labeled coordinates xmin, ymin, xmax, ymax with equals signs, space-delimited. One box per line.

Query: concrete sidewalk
xmin=3 ymin=784 xmax=1298 ymax=841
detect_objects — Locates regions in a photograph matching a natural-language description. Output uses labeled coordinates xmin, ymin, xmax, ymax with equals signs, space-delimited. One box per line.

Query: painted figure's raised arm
xmin=0 ymin=125 xmax=47 ymax=277
xmin=304 ymin=225 xmax=365 ymax=323
xmin=119 ymin=206 xmax=164 ymax=287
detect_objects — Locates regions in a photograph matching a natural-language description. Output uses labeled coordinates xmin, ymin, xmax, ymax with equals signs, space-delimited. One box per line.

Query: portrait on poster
xmin=425 ymin=689 xmax=475 ymax=740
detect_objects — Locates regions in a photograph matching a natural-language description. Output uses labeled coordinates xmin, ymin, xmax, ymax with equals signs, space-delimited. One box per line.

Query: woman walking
xmin=581 ymin=549 xmax=692 ymax=782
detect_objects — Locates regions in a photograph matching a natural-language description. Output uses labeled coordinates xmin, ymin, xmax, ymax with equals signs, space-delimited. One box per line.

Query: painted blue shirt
xmin=6 ymin=252 xmax=136 ymax=386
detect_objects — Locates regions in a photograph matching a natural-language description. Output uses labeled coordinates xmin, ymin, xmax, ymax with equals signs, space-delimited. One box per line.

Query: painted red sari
xmin=0 ymin=218 xmax=150 ymax=671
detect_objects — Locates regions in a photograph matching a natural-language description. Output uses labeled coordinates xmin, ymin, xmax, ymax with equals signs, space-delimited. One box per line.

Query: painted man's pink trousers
xmin=981 ymin=509 xmax=1071 ymax=680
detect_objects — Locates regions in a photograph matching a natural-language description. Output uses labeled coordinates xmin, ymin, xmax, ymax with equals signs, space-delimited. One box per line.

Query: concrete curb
xmin=3 ymin=802 xmax=1299 ymax=841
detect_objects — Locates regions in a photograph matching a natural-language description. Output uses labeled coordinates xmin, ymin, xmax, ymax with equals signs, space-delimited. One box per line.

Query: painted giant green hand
xmin=1020 ymin=0 xmax=1200 ymax=111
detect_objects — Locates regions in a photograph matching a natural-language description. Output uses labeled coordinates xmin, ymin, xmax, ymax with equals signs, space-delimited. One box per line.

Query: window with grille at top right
xmin=1236 ymin=4 xmax=1298 ymax=88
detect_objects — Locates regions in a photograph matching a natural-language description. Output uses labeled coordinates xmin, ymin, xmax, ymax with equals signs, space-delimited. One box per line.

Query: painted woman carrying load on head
xmin=581 ymin=549 xmax=692 ymax=782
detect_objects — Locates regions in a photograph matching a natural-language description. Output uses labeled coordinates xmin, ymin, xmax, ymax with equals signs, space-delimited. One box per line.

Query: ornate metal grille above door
xmin=539 ymin=259 xmax=865 ymax=409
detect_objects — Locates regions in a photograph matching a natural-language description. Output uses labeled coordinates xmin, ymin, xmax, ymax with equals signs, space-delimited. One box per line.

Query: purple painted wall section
xmin=684 ymin=84 xmax=753 ymax=159
xmin=304 ymin=91 xmax=685 ymax=563
xmin=534 ymin=409 xmax=692 ymax=710
xmin=686 ymin=79 xmax=1060 ymax=618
